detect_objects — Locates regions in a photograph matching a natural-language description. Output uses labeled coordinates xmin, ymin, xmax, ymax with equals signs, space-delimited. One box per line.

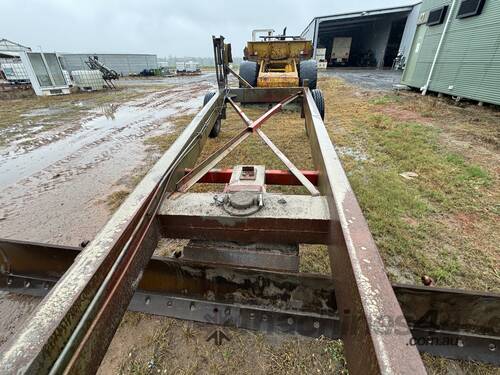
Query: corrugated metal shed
xmin=402 ymin=0 xmax=500 ymax=105
xmin=59 ymin=53 xmax=158 ymax=76
xmin=300 ymin=2 xmax=422 ymax=67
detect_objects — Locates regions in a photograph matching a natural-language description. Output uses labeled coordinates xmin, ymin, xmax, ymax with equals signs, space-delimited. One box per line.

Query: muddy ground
xmin=0 ymin=75 xmax=218 ymax=244
xmin=0 ymin=74 xmax=216 ymax=346
xmin=0 ymin=71 xmax=499 ymax=374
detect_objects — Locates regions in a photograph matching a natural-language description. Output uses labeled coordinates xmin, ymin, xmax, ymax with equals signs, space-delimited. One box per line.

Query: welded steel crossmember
xmin=177 ymin=91 xmax=319 ymax=196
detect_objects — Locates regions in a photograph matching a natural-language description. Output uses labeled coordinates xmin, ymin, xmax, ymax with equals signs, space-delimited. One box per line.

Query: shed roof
xmin=301 ymin=1 xmax=421 ymax=35
xmin=0 ymin=38 xmax=31 ymax=52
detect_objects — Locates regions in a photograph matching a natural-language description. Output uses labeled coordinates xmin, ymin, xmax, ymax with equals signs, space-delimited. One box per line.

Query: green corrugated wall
xmin=401 ymin=0 xmax=500 ymax=105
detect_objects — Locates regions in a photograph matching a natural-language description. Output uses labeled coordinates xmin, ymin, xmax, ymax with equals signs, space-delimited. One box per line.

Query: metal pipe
xmin=177 ymin=129 xmax=251 ymax=192
xmin=313 ymin=20 xmax=320 ymax=60
xmin=227 ymin=97 xmax=253 ymax=126
xmin=252 ymin=29 xmax=275 ymax=41
xmin=227 ymin=66 xmax=253 ymax=88
xmin=249 ymin=92 xmax=301 ymax=130
xmin=422 ymin=0 xmax=458 ymax=95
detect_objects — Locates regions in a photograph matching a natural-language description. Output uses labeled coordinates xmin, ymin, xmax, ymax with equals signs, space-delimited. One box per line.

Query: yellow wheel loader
xmin=239 ymin=28 xmax=317 ymax=89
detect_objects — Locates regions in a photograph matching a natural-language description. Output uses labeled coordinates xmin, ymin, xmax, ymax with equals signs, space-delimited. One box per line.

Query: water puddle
xmin=0 ymin=85 xmax=205 ymax=190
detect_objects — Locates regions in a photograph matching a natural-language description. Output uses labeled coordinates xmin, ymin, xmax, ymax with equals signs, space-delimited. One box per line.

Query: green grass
xmin=369 ymin=94 xmax=402 ymax=105
xmin=343 ymin=116 xmax=493 ymax=287
xmin=112 ymin=314 xmax=348 ymax=375
xmin=318 ymin=78 xmax=498 ymax=373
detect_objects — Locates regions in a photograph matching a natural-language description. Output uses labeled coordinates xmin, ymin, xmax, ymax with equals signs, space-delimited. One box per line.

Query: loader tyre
xmin=311 ymin=89 xmax=325 ymax=120
xmin=204 ymin=91 xmax=221 ymax=138
xmin=299 ymin=59 xmax=317 ymax=89
xmin=239 ymin=61 xmax=259 ymax=88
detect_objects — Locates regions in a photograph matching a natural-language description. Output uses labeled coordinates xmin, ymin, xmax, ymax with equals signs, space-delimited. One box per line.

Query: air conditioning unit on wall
xmin=417 ymin=11 xmax=429 ymax=25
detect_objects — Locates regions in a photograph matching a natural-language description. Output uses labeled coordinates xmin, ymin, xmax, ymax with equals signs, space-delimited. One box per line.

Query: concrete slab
xmin=320 ymin=68 xmax=403 ymax=91
xmin=158 ymin=193 xmax=331 ymax=244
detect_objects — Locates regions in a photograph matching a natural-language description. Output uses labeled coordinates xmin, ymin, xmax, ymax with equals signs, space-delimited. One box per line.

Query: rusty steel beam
xmin=0 ymin=238 xmax=335 ymax=316
xmin=158 ymin=193 xmax=330 ymax=244
xmin=177 ymin=128 xmax=251 ymax=192
xmin=227 ymin=97 xmax=253 ymax=126
xmin=1 ymin=239 xmax=499 ymax=365
xmin=181 ymin=240 xmax=300 ymax=272
xmin=255 ymin=128 xmax=320 ymax=196
xmin=303 ymin=87 xmax=427 ymax=374
xmin=248 ymin=92 xmax=300 ymax=131
xmin=0 ymin=92 xmax=225 ymax=374
xmin=185 ymin=168 xmax=320 ymax=186
xmin=228 ymin=87 xmax=303 ymax=104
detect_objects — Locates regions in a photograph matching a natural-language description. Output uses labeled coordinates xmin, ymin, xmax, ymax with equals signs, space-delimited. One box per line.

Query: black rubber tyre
xmin=239 ymin=61 xmax=259 ymax=88
xmin=311 ymin=89 xmax=325 ymax=120
xmin=299 ymin=59 xmax=318 ymax=89
xmin=203 ymin=91 xmax=221 ymax=138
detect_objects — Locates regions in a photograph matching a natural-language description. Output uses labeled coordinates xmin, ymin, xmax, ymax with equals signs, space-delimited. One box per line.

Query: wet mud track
xmin=0 ymin=77 xmax=214 ymax=242
xmin=0 ymin=75 xmax=215 ymax=348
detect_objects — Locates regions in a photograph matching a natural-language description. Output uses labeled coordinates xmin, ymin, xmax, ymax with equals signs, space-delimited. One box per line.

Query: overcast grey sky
xmin=1 ymin=0 xmax=416 ymax=57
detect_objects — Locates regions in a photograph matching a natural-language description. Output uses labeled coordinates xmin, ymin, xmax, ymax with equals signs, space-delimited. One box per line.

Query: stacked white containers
xmin=176 ymin=62 xmax=186 ymax=73
xmin=185 ymin=61 xmax=199 ymax=72
xmin=176 ymin=61 xmax=199 ymax=73
xmin=315 ymin=48 xmax=327 ymax=69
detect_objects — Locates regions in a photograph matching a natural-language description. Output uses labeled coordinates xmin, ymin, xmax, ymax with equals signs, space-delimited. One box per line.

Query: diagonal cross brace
xmin=227 ymin=66 xmax=253 ymax=88
xmin=255 ymin=128 xmax=320 ymax=196
xmin=227 ymin=94 xmax=319 ymax=195
xmin=176 ymin=128 xmax=251 ymax=192
xmin=177 ymin=92 xmax=305 ymax=193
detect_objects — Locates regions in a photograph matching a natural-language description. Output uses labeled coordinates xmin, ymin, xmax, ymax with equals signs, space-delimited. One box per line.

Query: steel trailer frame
xmin=0 ymin=36 xmax=498 ymax=374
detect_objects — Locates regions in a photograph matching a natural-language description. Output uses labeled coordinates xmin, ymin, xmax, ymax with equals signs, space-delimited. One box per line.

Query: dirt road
xmin=0 ymin=74 xmax=216 ymax=349
xmin=0 ymin=76 xmax=215 ymax=244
